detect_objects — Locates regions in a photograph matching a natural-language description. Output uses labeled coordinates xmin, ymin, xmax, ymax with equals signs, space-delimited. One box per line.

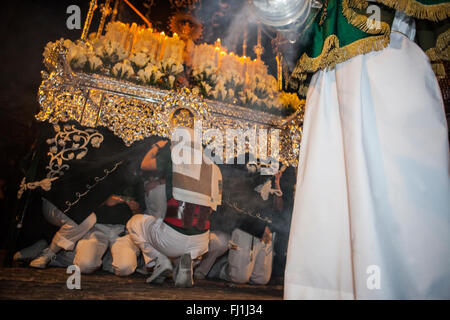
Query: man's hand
xmin=229 ymin=241 xmax=239 ymax=250
xmin=105 ymin=195 xmax=125 ymax=206
xmin=274 ymin=168 xmax=284 ymax=189
xmin=126 ymin=200 xmax=140 ymax=213
xmin=262 ymin=226 xmax=272 ymax=244
xmin=155 ymin=140 xmax=168 ymax=149
xmin=141 ymin=140 xmax=169 ymax=171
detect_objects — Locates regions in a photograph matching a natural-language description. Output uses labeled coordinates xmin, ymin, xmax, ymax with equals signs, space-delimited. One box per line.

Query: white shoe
xmin=29 ymin=248 xmax=56 ymax=269
xmin=175 ymin=253 xmax=193 ymax=288
xmin=146 ymin=255 xmax=173 ymax=284
xmin=13 ymin=239 xmax=48 ymax=262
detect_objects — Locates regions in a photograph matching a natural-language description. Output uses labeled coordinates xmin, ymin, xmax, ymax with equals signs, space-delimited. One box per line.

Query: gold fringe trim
xmin=342 ymin=0 xmax=391 ymax=36
xmin=291 ymin=1 xmax=391 ymax=79
xmin=291 ymin=33 xmax=390 ymax=79
xmin=291 ymin=0 xmax=449 ymax=85
xmin=374 ymin=0 xmax=450 ymax=22
xmin=347 ymin=0 xmax=367 ymax=10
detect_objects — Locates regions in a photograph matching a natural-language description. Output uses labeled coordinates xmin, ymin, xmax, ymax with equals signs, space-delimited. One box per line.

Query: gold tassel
xmin=426 ymin=28 xmax=450 ymax=78
xmin=427 ymin=28 xmax=450 ymax=61
xmin=297 ymin=84 xmax=310 ymax=97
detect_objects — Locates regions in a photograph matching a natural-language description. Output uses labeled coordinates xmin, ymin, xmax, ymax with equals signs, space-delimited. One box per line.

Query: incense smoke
xmin=193 ymin=0 xmax=315 ymax=73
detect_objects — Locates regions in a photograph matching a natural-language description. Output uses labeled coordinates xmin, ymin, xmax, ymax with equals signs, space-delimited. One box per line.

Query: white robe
xmin=284 ymin=12 xmax=450 ymax=299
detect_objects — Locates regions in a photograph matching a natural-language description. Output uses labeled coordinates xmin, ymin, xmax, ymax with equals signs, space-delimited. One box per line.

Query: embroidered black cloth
xmin=30 ymin=121 xmax=163 ymax=225
xmin=211 ymin=163 xmax=279 ymax=239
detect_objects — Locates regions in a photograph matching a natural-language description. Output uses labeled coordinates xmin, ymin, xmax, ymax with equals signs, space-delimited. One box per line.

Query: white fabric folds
xmin=284 ymin=29 xmax=450 ymax=299
xmin=171 ymin=127 xmax=223 ymax=210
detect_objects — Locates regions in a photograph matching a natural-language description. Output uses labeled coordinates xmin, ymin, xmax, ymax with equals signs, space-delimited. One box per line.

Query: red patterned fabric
xmin=164 ymin=198 xmax=211 ymax=231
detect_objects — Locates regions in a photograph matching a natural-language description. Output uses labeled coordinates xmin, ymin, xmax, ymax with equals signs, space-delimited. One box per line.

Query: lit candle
xmin=243 ymin=56 xmax=249 ymax=85
xmin=149 ymin=30 xmax=159 ymax=61
xmin=190 ymin=44 xmax=197 ymax=68
xmin=128 ymin=22 xmax=137 ymax=53
xmin=158 ymin=32 xmax=166 ymax=61
xmin=120 ymin=23 xmax=129 ymax=49
xmin=218 ymin=50 xmax=226 ymax=70
xmin=215 ymin=46 xmax=220 ymax=68
xmin=177 ymin=38 xmax=185 ymax=64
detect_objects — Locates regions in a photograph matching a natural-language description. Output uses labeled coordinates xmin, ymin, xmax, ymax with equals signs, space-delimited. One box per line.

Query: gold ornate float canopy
xmin=37 ymin=37 xmax=304 ymax=167
xmin=37 ymin=41 xmax=303 ymax=166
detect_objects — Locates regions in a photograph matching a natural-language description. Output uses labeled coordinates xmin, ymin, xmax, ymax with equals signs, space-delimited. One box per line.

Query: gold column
xmin=253 ymin=23 xmax=264 ymax=61
xmin=96 ymin=0 xmax=112 ymax=38
xmin=276 ymin=54 xmax=283 ymax=91
xmin=81 ymin=0 xmax=98 ymax=41
xmin=111 ymin=0 xmax=119 ymax=22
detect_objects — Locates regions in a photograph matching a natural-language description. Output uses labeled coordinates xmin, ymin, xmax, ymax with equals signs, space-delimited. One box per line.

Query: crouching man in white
xmin=70 ymin=195 xmax=141 ymax=276
xmin=26 ymin=194 xmax=141 ymax=276
xmin=210 ymin=227 xmax=274 ymax=285
xmin=195 ymin=164 xmax=284 ymax=285
xmin=27 ymin=197 xmax=97 ymax=269
xmin=127 ymin=128 xmax=222 ymax=287
xmin=126 ymin=212 xmax=211 ymax=284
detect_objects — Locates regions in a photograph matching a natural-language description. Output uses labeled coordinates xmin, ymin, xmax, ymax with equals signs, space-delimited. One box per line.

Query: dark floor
xmin=0 ymin=267 xmax=283 ymax=300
